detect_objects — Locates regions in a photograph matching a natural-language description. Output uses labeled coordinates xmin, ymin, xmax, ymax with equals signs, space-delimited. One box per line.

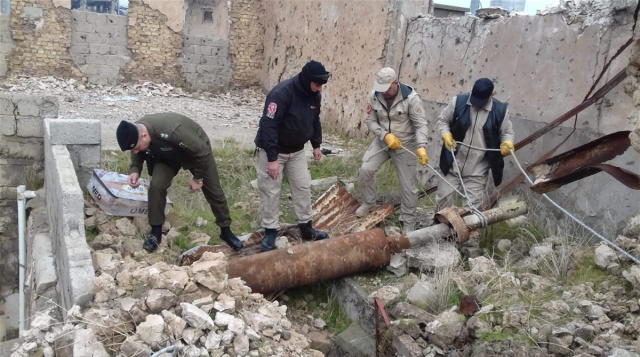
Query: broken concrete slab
xmin=32 ymin=233 xmax=57 ymax=294
xmin=334 ymin=322 xmax=375 ymax=357
xmin=405 ymin=242 xmax=461 ymax=271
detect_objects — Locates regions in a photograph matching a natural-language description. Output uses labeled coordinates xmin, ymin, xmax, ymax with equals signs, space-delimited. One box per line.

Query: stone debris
xmin=14 ymin=230 xmax=324 ymax=357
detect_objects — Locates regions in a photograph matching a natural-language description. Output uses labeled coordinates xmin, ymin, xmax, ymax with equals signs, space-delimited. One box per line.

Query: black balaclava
xmin=299 ymin=60 xmax=329 ymax=96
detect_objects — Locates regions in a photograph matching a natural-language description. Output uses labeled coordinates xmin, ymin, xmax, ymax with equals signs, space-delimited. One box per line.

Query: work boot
xmin=220 ymin=227 xmax=243 ymax=251
xmin=355 ymin=203 xmax=375 ymax=217
xmin=261 ymin=228 xmax=277 ymax=252
xmin=143 ymin=234 xmax=161 ymax=252
xmin=299 ymin=221 xmax=328 ymax=241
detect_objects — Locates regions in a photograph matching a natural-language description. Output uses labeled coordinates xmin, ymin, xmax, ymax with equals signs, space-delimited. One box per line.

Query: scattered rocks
xmin=595 ymin=244 xmax=618 ymax=268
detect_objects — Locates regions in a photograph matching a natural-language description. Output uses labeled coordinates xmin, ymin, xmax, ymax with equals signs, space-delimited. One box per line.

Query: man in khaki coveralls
xmin=254 ymin=60 xmax=330 ymax=252
xmin=355 ymin=68 xmax=429 ymax=233
xmin=436 ymin=78 xmax=515 ymax=210
xmin=116 ymin=113 xmax=243 ymax=253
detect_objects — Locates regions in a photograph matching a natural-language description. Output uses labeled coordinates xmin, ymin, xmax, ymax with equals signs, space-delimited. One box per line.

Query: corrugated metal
xmin=180 ymin=184 xmax=393 ymax=265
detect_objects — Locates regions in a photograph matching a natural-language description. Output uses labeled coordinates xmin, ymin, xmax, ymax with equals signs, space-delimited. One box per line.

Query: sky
xmin=435 ymin=0 xmax=561 ymax=15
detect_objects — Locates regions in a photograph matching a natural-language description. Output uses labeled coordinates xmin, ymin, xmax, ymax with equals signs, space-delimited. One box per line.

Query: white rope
xmin=507 ymin=148 xmax=640 ymax=265
xmin=449 ymin=147 xmax=489 ymax=227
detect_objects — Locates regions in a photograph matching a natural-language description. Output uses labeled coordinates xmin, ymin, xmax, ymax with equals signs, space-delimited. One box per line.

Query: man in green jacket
xmin=116 ymin=113 xmax=243 ymax=252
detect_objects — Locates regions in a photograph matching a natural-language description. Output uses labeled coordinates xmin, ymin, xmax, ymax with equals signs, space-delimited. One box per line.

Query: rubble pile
xmin=365 ymin=215 xmax=640 ymax=356
xmin=0 ymin=75 xmax=262 ymax=102
xmin=10 ymin=210 xmax=324 ymax=357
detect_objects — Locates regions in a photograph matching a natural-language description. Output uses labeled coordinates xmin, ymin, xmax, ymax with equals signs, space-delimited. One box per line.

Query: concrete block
xmin=96 ymin=65 xmax=122 ymax=76
xmin=71 ymin=10 xmax=87 ymax=22
xmin=79 ymin=63 xmax=99 ymax=75
xmin=33 ymin=233 xmax=57 ymax=294
xmin=0 ymin=42 xmax=12 ymax=55
xmin=71 ymin=31 xmax=88 ymax=43
xmin=0 ymin=97 xmax=14 ymax=115
xmin=75 ymin=22 xmax=97 ymax=34
xmin=182 ymin=45 xmax=195 ymax=55
xmin=0 ymin=136 xmax=44 ymax=160
xmin=82 ymin=32 xmax=101 ymax=43
xmin=182 ymin=53 xmax=200 ymax=64
xmin=332 ymin=278 xmax=375 ymax=333
xmin=184 ymin=35 xmax=202 ymax=46
xmin=71 ymin=53 xmax=86 ymax=65
xmin=194 ymin=46 xmax=212 ymax=56
xmin=89 ymin=43 xmax=110 ymax=55
xmin=196 ymin=64 xmax=215 ymax=74
xmin=17 ymin=116 xmax=44 ymax=138
xmin=181 ymin=63 xmax=197 ymax=74
xmin=71 ymin=43 xmax=90 ymax=55
xmin=15 ymin=98 xmax=40 ymax=117
xmin=94 ymin=22 xmax=117 ymax=35
xmin=45 ymin=119 xmax=101 ymax=145
xmin=0 ymin=114 xmax=16 ymax=135
xmin=334 ymin=323 xmax=376 ymax=357
xmin=106 ymin=14 xmax=127 ymax=27
xmin=85 ymin=11 xmax=107 ymax=26
xmin=68 ymin=144 xmax=101 ymax=169
xmin=109 ymin=45 xmax=130 ymax=56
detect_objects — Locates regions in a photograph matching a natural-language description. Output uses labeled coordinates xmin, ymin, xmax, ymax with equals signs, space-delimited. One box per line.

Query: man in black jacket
xmin=254 ymin=60 xmax=330 ymax=252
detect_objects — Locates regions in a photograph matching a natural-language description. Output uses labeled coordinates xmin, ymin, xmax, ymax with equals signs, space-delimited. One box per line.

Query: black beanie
xmin=116 ymin=120 xmax=139 ymax=151
xmin=301 ymin=60 xmax=329 ymax=85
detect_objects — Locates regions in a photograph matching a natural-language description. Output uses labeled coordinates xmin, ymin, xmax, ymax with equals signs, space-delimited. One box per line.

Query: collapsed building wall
xmin=8 ymin=0 xmax=83 ymax=77
xmin=0 ymin=13 xmax=12 ymax=75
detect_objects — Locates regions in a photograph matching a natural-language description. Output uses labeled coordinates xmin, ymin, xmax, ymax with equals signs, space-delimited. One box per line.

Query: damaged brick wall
xmin=0 ymin=14 xmax=12 ymax=75
xmin=124 ymin=0 xmax=184 ymax=86
xmin=0 ymin=93 xmax=57 ymax=290
xmin=229 ymin=0 xmax=263 ymax=87
xmin=70 ymin=11 xmax=131 ymax=85
xmin=8 ymin=0 xmax=82 ymax=77
xmin=180 ymin=36 xmax=232 ymax=92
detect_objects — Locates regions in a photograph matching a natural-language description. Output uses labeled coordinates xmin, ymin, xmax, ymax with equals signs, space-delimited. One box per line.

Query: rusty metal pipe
xmin=405 ymin=201 xmax=528 ymax=249
xmin=228 ymin=201 xmax=528 ymax=294
xmin=228 ymin=229 xmax=392 ymax=294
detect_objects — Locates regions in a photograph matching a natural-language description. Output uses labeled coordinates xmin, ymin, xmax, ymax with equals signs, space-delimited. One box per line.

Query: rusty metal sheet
xmin=180 ymin=184 xmax=393 ymax=265
xmin=312 ymin=184 xmax=394 ymax=235
xmin=528 ymin=131 xmax=638 ymax=193
xmin=227 ymin=229 xmax=391 ymax=294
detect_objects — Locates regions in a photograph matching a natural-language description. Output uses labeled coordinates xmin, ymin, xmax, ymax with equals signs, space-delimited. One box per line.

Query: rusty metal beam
xmin=528 ymin=131 xmax=640 ymax=193
xmin=226 ymin=201 xmax=527 ymax=294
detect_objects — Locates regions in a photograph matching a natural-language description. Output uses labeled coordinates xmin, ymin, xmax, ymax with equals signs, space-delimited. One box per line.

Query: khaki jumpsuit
xmin=129 ymin=113 xmax=232 ymax=227
xmin=358 ymin=84 xmax=429 ymax=226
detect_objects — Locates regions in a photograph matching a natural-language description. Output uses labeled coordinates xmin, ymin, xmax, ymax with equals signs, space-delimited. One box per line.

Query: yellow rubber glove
xmin=442 ymin=132 xmax=456 ymax=151
xmin=415 ymin=147 xmax=428 ymax=165
xmin=500 ymin=140 xmax=514 ymax=156
xmin=383 ymin=133 xmax=402 ymax=150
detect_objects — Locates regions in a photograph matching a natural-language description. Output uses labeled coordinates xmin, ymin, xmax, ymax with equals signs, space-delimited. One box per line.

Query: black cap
xmin=470 ymin=78 xmax=494 ymax=108
xmin=301 ymin=60 xmax=331 ymax=85
xmin=116 ymin=120 xmax=139 ymax=151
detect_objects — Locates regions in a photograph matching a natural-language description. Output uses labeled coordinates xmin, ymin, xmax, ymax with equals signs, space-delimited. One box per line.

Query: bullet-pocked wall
xmin=401 ymin=1 xmax=639 ymax=235
xmin=260 ymin=0 xmax=431 ymax=137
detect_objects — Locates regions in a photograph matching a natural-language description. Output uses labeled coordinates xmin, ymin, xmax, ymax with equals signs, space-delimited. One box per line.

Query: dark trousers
xmin=148 ymin=157 xmax=232 ymax=228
